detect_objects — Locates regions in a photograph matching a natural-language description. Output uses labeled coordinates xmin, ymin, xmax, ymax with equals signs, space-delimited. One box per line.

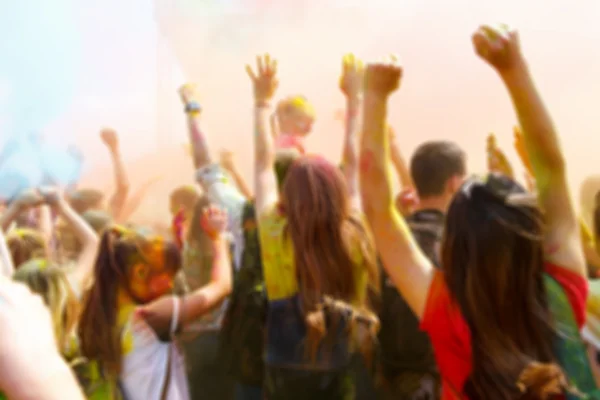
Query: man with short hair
xmin=378 ymin=140 xmax=466 ymax=400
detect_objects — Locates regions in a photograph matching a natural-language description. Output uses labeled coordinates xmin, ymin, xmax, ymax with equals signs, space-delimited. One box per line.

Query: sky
xmin=1 ymin=0 xmax=600 ymax=221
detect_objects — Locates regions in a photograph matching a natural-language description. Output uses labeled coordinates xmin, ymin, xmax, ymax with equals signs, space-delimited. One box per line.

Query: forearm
xmin=57 ymin=202 xmax=97 ymax=247
xmin=255 ymin=106 xmax=275 ymax=171
xmin=501 ymin=63 xmax=565 ymax=180
xmin=360 ymin=93 xmax=394 ymax=211
xmin=254 ymin=105 xmax=278 ymax=213
xmin=227 ymin=167 xmax=253 ymax=200
xmin=187 ymin=115 xmax=212 ymax=169
xmin=342 ymin=97 xmax=361 ymax=199
xmin=37 ymin=205 xmax=54 ymax=245
xmin=108 ymin=148 xmax=130 ymax=217
xmin=3 ymin=357 xmax=84 ymax=400
xmin=390 ymin=137 xmax=413 ymax=189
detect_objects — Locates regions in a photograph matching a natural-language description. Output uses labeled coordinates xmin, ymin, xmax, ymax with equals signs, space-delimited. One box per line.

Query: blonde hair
xmin=13 ymin=259 xmax=80 ymax=355
xmin=277 ymin=95 xmax=316 ymax=121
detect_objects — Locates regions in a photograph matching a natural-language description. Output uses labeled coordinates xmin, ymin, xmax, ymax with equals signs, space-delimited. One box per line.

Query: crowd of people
xmin=2 ymin=24 xmax=600 ymax=400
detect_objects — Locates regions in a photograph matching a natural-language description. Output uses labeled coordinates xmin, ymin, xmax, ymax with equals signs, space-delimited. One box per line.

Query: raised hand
xmin=339 ymin=53 xmax=364 ymax=99
xmin=100 ymin=128 xmax=119 ymax=152
xmin=486 ymin=133 xmax=514 ymax=178
xmin=364 ymin=55 xmax=403 ymax=97
xmin=471 ymin=24 xmax=523 ymax=71
xmin=38 ymin=186 xmax=62 ymax=208
xmin=200 ymin=206 xmax=228 ymax=239
xmin=246 ymin=54 xmax=279 ymax=103
xmin=178 ymin=83 xmax=197 ymax=105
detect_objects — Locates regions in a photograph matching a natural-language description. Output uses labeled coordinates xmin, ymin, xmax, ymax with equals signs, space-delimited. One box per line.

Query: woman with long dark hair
xmin=78 ymin=206 xmax=232 ymax=400
xmin=246 ymin=54 xmax=380 ymax=399
xmin=360 ymin=26 xmax=589 ymax=398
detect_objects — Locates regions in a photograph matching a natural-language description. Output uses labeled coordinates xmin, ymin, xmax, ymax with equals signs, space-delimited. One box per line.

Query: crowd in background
xmin=2 ymin=24 xmax=600 ymax=400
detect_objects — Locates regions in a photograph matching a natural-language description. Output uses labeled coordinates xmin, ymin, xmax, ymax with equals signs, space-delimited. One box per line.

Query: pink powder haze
xmin=7 ymin=0 xmax=599 ymax=226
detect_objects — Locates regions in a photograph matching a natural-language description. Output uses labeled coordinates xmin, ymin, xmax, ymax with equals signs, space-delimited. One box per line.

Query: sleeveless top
xmin=120 ymin=297 xmax=190 ymax=400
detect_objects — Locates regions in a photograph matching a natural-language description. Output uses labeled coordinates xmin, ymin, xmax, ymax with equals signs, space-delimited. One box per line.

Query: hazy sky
xmin=2 ymin=0 xmax=600 ymax=219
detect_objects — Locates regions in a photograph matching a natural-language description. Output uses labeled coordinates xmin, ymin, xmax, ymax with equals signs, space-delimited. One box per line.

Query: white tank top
xmin=119 ymin=297 xmax=190 ymax=400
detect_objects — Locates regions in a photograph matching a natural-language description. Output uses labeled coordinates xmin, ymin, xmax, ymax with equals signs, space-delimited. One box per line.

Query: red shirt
xmin=420 ymin=263 xmax=589 ymax=399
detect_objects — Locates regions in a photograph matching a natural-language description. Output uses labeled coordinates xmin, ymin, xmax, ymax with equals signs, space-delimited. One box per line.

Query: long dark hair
xmin=78 ymin=227 xmax=180 ymax=376
xmin=442 ymin=173 xmax=563 ymax=398
xmin=281 ymin=155 xmax=379 ymax=359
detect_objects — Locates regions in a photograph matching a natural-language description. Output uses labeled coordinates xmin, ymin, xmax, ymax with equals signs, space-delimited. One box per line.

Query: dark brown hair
xmin=442 ymin=174 xmax=563 ymax=398
xmin=410 ymin=141 xmax=466 ymax=198
xmin=281 ymin=155 xmax=379 ymax=359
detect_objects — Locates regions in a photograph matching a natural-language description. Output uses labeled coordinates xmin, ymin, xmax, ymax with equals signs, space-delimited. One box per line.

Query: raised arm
xmin=141 ymin=206 xmax=232 ymax=333
xmin=339 ymin=53 xmax=363 ymax=209
xmin=473 ymin=25 xmax=585 ymax=276
xmin=43 ymin=189 xmax=99 ymax=288
xmin=487 ymin=133 xmax=515 ymax=178
xmin=179 ymin=84 xmax=212 ymax=170
xmin=246 ymin=54 xmax=279 ymax=215
xmin=389 ymin=126 xmax=414 ymax=189
xmin=220 ymin=150 xmax=252 ymax=200
xmin=116 ymin=176 xmax=163 ymax=223
xmin=100 ymin=128 xmax=130 ymax=220
xmin=360 ymin=59 xmax=434 ymax=318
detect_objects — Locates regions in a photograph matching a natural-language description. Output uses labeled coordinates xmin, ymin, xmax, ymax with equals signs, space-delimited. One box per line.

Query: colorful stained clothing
xmin=119 ymin=299 xmax=189 ymax=400
xmin=257 ymin=204 xmax=368 ymax=397
xmin=420 ymin=263 xmax=588 ymax=399
xmin=195 ymin=163 xmax=246 ymax=268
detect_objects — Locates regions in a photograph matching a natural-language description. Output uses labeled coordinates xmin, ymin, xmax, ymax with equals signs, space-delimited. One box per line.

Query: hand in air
xmin=178 ymin=84 xmax=197 ymax=105
xmin=200 ymin=206 xmax=228 ymax=239
xmin=339 ymin=53 xmax=364 ymax=99
xmin=100 ymin=128 xmax=119 ymax=152
xmin=246 ymin=54 xmax=279 ymax=103
xmin=219 ymin=150 xmax=235 ymax=172
xmin=38 ymin=186 xmax=62 ymax=208
xmin=486 ymin=133 xmax=514 ymax=178
xmin=364 ymin=55 xmax=403 ymax=97
xmin=472 ymin=24 xmax=523 ymax=71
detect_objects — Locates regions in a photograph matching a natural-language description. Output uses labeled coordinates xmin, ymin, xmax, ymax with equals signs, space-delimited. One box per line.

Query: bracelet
xmin=185 ymin=101 xmax=202 ymax=114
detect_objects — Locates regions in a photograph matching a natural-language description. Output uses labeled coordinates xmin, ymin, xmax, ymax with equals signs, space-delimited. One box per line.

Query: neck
xmin=416 ymin=196 xmax=449 ymax=214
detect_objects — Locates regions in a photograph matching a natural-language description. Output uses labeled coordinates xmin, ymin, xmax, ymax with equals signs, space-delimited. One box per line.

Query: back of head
xmin=442 ymin=173 xmax=559 ymax=397
xmin=68 ymin=189 xmax=105 ymax=214
xmin=79 ymin=226 xmax=181 ymax=375
xmin=410 ymin=141 xmax=466 ymax=200
xmin=169 ymin=185 xmax=200 ymax=217
xmin=276 ymin=95 xmax=315 ymax=137
xmin=14 ymin=259 xmax=79 ymax=352
xmin=6 ymin=228 xmax=47 ymax=269
xmin=82 ymin=209 xmax=113 ymax=234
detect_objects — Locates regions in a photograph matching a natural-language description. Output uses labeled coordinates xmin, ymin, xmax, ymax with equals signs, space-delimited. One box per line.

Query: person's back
xmin=378 ymin=141 xmax=466 ymax=400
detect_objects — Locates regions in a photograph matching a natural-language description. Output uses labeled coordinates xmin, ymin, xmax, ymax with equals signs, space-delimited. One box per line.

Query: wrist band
xmin=185 ymin=101 xmax=202 ymax=114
